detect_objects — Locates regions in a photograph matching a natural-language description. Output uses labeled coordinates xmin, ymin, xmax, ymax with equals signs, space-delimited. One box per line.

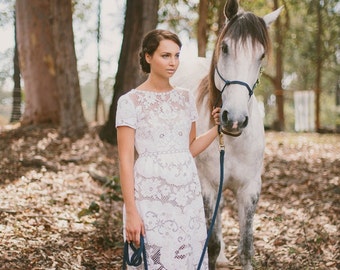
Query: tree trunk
xmin=217 ymin=0 xmax=226 ymax=31
xmin=16 ymin=0 xmax=87 ymax=138
xmin=314 ymin=0 xmax=322 ymax=132
xmin=336 ymin=80 xmax=340 ymax=132
xmin=51 ymin=0 xmax=87 ymax=138
xmin=16 ymin=0 xmax=60 ymax=124
xmin=197 ymin=0 xmax=208 ymax=57
xmin=99 ymin=0 xmax=159 ymax=144
xmin=10 ymin=12 xmax=22 ymax=123
xmin=272 ymin=0 xmax=285 ymax=131
xmin=95 ymin=0 xmax=102 ymax=123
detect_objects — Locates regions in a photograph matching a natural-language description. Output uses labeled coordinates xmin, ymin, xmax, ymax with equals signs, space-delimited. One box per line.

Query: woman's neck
xmin=138 ymin=76 xmax=173 ymax=93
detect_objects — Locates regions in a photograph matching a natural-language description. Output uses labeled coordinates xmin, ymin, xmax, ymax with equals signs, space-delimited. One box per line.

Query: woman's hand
xmin=125 ymin=209 xmax=145 ymax=246
xmin=212 ymin=107 xmax=221 ymax=125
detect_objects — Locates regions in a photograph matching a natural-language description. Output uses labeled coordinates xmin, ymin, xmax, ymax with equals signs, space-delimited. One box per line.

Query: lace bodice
xmin=116 ymin=88 xmax=198 ymax=155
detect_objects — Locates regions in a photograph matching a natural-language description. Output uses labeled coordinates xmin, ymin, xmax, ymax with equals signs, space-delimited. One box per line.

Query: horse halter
xmin=215 ymin=65 xmax=260 ymax=98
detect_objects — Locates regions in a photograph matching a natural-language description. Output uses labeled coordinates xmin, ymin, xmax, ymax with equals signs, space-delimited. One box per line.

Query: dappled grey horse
xmin=172 ymin=0 xmax=282 ymax=269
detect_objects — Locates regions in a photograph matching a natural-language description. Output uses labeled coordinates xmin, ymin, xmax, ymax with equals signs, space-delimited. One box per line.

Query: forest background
xmin=0 ymin=0 xmax=339 ymax=134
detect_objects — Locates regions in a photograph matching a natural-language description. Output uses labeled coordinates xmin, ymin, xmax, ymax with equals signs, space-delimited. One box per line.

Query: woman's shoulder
xmin=173 ymin=85 xmax=189 ymax=91
xmin=173 ymin=86 xmax=195 ymax=100
xmin=119 ymin=89 xmax=137 ymax=99
xmin=173 ymin=86 xmax=191 ymax=95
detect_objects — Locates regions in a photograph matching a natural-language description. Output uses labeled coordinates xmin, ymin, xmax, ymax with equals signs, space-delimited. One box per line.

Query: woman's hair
xmin=139 ymin=29 xmax=182 ymax=73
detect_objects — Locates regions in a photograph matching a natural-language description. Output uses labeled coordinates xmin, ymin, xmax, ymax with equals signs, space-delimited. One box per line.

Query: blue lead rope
xmin=123 ymin=235 xmax=148 ymax=270
xmin=197 ymin=133 xmax=225 ymax=270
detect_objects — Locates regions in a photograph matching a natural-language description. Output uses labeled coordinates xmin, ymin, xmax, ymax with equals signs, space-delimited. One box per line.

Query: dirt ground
xmin=0 ymin=124 xmax=339 ymax=270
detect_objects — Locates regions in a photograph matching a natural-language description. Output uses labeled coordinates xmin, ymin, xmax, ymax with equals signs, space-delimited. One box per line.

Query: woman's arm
xmin=189 ymin=107 xmax=220 ymax=157
xmin=117 ymin=126 xmax=145 ymax=245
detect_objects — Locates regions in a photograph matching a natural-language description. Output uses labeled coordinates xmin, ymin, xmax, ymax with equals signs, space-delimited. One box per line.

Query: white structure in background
xmin=294 ymin=90 xmax=315 ymax=132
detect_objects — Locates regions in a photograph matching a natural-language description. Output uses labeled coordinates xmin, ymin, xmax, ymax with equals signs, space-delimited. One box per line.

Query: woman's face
xmin=146 ymin=39 xmax=180 ymax=78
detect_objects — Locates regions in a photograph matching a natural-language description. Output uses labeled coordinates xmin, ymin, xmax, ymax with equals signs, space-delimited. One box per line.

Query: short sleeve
xmin=115 ymin=93 xmax=137 ymax=129
xmin=188 ymin=91 xmax=198 ymax=122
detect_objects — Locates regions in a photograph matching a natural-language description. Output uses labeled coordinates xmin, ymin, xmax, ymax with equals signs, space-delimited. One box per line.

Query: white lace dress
xmin=116 ymin=87 xmax=208 ymax=270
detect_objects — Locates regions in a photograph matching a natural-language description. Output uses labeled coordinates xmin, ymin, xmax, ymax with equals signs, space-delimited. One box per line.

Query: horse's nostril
xmin=222 ymin=111 xmax=229 ymax=122
xmin=242 ymin=116 xmax=249 ymax=128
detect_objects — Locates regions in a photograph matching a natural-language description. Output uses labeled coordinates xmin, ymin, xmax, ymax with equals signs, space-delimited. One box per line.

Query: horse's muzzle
xmin=220 ymin=125 xmax=242 ymax=137
xmin=220 ymin=111 xmax=248 ymax=136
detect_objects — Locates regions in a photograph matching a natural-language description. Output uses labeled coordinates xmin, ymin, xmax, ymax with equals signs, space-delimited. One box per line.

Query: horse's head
xmin=210 ymin=0 xmax=282 ymax=136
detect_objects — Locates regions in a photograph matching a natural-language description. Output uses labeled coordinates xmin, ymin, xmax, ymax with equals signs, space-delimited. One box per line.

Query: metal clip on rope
xmin=219 ymin=132 xmax=225 ymax=151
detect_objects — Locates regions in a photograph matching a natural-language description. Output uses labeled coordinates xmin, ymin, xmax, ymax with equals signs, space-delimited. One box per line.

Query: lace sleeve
xmin=115 ymin=93 xmax=136 ymax=129
xmin=189 ymin=91 xmax=198 ymax=122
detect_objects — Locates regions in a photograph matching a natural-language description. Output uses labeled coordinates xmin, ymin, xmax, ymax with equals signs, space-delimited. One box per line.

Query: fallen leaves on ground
xmin=0 ymin=125 xmax=339 ymax=270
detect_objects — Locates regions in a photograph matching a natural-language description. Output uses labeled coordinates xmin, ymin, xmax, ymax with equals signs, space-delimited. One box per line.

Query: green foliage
xmin=159 ymin=0 xmax=199 ymax=38
xmin=99 ymin=175 xmax=123 ymax=203
xmin=240 ymin=0 xmax=273 ymax=15
xmin=78 ymin=201 xmax=100 ymax=218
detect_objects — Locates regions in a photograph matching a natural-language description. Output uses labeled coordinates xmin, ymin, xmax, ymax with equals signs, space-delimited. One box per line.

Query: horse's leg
xmin=203 ymin=194 xmax=221 ymax=270
xmin=216 ymin=198 xmax=228 ymax=266
xmin=236 ymin=183 xmax=260 ymax=270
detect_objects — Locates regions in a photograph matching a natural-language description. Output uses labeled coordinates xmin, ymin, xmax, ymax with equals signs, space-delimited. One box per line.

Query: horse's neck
xmin=245 ymin=96 xmax=265 ymax=135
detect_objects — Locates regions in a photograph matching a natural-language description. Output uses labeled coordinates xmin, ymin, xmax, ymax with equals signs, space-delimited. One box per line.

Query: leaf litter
xmin=0 ymin=125 xmax=338 ymax=269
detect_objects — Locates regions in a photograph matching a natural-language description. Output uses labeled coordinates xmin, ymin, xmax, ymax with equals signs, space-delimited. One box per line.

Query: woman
xmin=116 ymin=29 xmax=220 ymax=269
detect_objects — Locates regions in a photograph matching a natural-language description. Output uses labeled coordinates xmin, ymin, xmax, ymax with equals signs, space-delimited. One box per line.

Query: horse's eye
xmin=260 ymin=53 xmax=265 ymax=60
xmin=222 ymin=44 xmax=229 ymax=54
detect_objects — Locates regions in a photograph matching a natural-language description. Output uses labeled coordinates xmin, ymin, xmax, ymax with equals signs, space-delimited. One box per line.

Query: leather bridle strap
xmin=215 ymin=65 xmax=256 ymax=97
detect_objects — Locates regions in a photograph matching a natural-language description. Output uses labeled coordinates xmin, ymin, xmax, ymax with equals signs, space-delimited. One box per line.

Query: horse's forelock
xmin=226 ymin=12 xmax=270 ymax=53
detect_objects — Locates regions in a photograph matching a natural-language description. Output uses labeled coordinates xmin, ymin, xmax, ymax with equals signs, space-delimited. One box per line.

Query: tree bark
xmin=51 ymin=0 xmax=87 ymax=138
xmin=16 ymin=0 xmax=87 ymax=138
xmin=10 ymin=11 xmax=22 ymax=123
xmin=16 ymin=0 xmax=60 ymax=124
xmin=272 ymin=0 xmax=285 ymax=131
xmin=314 ymin=0 xmax=322 ymax=132
xmin=197 ymin=0 xmax=208 ymax=57
xmin=99 ymin=0 xmax=159 ymax=144
xmin=95 ymin=0 xmax=102 ymax=123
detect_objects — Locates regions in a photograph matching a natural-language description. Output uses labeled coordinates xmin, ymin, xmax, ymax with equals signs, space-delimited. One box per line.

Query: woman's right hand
xmin=212 ymin=107 xmax=221 ymax=125
xmin=125 ymin=209 xmax=145 ymax=246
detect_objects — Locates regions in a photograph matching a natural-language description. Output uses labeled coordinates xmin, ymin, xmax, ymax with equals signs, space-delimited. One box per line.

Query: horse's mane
xmin=197 ymin=11 xmax=270 ymax=112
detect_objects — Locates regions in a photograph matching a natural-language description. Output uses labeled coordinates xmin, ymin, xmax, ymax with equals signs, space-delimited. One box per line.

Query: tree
xmin=16 ymin=0 xmax=59 ymax=125
xmin=271 ymin=0 xmax=286 ymax=131
xmin=10 ymin=11 xmax=21 ymax=123
xmin=197 ymin=0 xmax=208 ymax=57
xmin=261 ymin=0 xmax=288 ymax=131
xmin=94 ymin=0 xmax=106 ymax=123
xmin=99 ymin=0 xmax=159 ymax=144
xmin=314 ymin=0 xmax=322 ymax=131
xmin=51 ymin=0 xmax=87 ymax=137
xmin=16 ymin=0 xmax=87 ymax=138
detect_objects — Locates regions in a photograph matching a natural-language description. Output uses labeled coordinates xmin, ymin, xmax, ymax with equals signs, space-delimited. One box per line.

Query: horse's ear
xmin=224 ymin=0 xmax=239 ymax=20
xmin=263 ymin=6 xmax=284 ymax=27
